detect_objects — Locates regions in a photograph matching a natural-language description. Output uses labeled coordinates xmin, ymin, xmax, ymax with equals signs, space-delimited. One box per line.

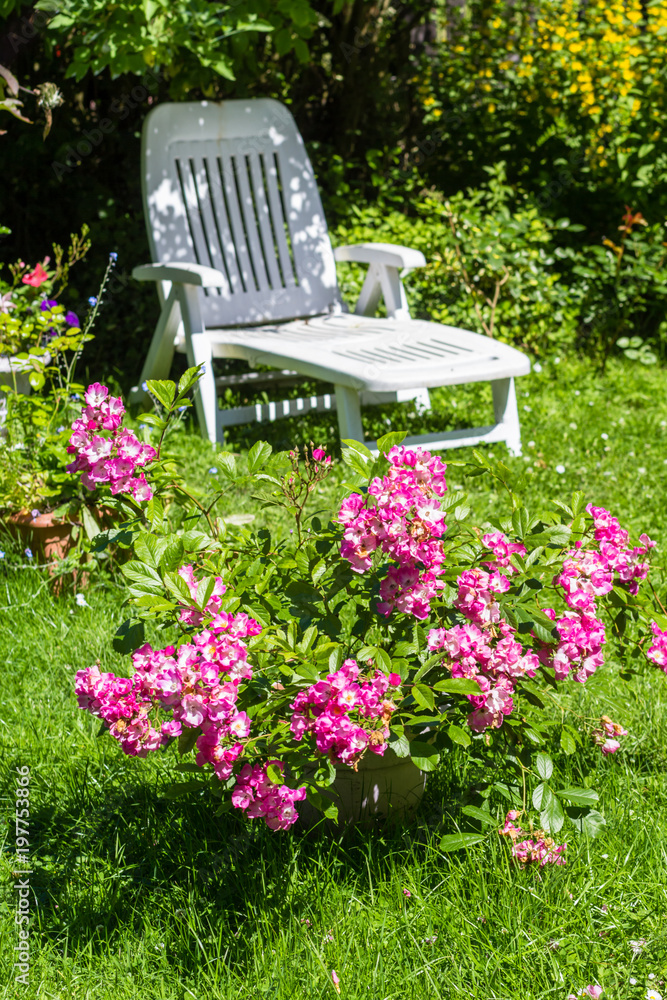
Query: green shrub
xmin=333 ymin=167 xmax=579 ymax=357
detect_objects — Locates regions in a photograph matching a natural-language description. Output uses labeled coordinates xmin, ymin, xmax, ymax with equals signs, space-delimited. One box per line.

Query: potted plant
xmin=0 ymin=224 xmax=90 ymax=407
xmin=69 ymin=370 xmax=667 ymax=841
xmin=0 ymin=240 xmax=117 ymax=575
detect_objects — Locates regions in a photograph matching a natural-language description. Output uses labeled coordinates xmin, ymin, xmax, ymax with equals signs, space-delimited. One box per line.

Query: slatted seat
xmin=132 ymin=99 xmax=530 ymax=452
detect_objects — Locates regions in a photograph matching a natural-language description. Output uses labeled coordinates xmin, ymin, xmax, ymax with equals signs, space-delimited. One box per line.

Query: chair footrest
xmin=215 ymin=369 xmax=300 ymax=390
xmin=365 ymin=423 xmax=516 ymax=455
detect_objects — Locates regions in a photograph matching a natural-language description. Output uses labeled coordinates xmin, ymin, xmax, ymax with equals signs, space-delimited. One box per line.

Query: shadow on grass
xmin=24 ymin=756 xmax=467 ymax=965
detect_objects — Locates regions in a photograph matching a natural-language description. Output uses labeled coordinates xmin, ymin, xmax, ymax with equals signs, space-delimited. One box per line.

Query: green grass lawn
xmin=2 ymin=355 xmax=667 ymax=999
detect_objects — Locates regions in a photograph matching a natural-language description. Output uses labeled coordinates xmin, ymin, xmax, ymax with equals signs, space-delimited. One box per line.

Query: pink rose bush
xmin=591 ymin=716 xmax=628 ymax=755
xmin=647 ymin=621 xmax=667 ymax=670
xmin=499 ymin=810 xmax=567 ymax=867
xmin=231 ymin=762 xmax=307 ymax=831
xmin=66 ymin=382 xmax=156 ymax=501
xmin=338 ymin=445 xmax=448 ymax=619
xmin=68 ymin=374 xmax=667 ymax=835
xmin=290 ymin=659 xmax=401 ymax=763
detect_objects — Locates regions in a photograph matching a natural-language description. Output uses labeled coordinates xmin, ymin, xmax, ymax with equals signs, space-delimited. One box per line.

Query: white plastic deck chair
xmin=132 ymin=99 xmax=530 ymax=453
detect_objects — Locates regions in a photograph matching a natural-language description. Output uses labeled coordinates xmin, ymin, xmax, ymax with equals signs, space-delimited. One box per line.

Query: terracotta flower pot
xmin=298 ymin=749 xmax=427 ymax=830
xmin=5 ymin=509 xmax=78 ymax=562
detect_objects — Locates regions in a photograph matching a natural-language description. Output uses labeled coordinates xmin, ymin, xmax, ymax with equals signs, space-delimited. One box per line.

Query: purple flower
xmin=41 ymin=298 xmax=58 ymax=311
xmin=30 ymin=509 xmax=40 ymax=519
xmin=65 ymin=311 xmax=80 ymax=327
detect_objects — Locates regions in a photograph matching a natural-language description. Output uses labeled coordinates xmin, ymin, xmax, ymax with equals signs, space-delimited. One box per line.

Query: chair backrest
xmin=141 ymin=99 xmax=339 ymax=327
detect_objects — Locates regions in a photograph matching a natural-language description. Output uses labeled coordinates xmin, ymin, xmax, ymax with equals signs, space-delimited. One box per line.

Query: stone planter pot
xmin=298 ymin=748 xmax=427 ymax=830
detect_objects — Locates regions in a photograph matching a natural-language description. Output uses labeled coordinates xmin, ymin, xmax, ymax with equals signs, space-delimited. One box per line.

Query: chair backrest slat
xmin=141 ymin=100 xmax=338 ymax=327
xmin=247 ymin=151 xmax=287 ymax=292
xmin=217 ymin=150 xmax=261 ymax=296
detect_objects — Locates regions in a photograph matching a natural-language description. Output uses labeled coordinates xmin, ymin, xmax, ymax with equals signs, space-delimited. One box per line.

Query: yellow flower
xmin=488 ymin=103 xmax=496 ymax=113
xmin=569 ymin=41 xmax=584 ymax=53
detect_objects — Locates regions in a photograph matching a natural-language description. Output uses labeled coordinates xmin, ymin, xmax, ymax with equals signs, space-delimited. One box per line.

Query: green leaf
xmin=532 ymin=781 xmax=552 ymax=811
xmin=306 ymin=787 xmax=339 ymax=823
xmin=112 ymin=618 xmax=145 ymax=655
xmin=535 ymin=752 xmax=553 ymax=781
xmin=555 ymin=787 xmax=599 ymax=807
xmin=340 ymin=439 xmax=374 ymax=477
xmin=247 ymin=440 xmax=272 ymax=473
xmin=81 ymin=505 xmax=102 ymax=541
xmin=434 ymin=678 xmax=480 ymax=696
xmin=266 ymin=763 xmax=284 ymax=785
xmin=373 ymin=647 xmax=392 ymax=671
xmin=439 ymin=832 xmax=486 ymax=851
xmin=137 ymin=412 xmax=167 ymax=430
xmin=540 ymin=793 xmax=565 ymax=834
xmin=409 ymin=741 xmax=440 ymax=772
xmin=146 ymin=379 xmax=175 ymax=409
xmin=176 ymin=365 xmax=202 ymax=399
xmin=328 ymin=646 xmax=344 ymax=671
xmin=196 ymin=575 xmax=217 ymax=612
xmin=218 ymin=452 xmax=237 ymax=479
xmin=447 ymin=723 xmax=471 ymax=748
xmin=461 ymin=805 xmax=496 ymax=828
xmin=581 ymin=809 xmax=606 ymax=838
xmin=560 ymin=729 xmax=577 ymax=755
xmin=440 ymin=491 xmax=468 ymax=512
xmin=181 ymin=529 xmax=211 ymax=552
xmin=177 ymin=729 xmax=200 ymax=756
xmin=411 ymin=683 xmax=435 ymax=711
xmin=376 ymin=430 xmax=407 ymax=454
xmin=389 ymin=733 xmax=410 ymax=757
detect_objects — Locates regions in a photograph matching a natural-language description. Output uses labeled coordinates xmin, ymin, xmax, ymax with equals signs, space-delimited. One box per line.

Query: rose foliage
xmin=71 ymin=369 xmax=667 ymax=837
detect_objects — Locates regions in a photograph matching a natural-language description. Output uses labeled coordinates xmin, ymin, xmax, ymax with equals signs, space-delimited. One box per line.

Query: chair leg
xmin=335 ymin=384 xmax=364 ymax=443
xmin=179 ymin=285 xmax=219 ymax=445
xmin=492 ymin=377 xmax=522 ymax=457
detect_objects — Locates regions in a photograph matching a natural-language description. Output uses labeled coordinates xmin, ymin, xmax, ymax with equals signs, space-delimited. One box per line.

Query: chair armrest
xmin=132 ymin=262 xmax=227 ymax=287
xmin=334 ymin=242 xmax=426 ymax=270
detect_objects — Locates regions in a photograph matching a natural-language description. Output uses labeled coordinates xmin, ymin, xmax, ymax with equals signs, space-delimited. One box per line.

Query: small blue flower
xmin=109 ymin=251 xmax=118 ymax=263
xmin=141 ymin=380 xmax=148 ymax=391
xmin=88 ymin=296 xmax=97 ymax=307
xmin=57 ymin=425 xmax=65 ymax=433
xmin=139 ymin=424 xmax=147 ymax=430
xmin=71 ymin=393 xmax=80 ymax=400
xmin=178 ymin=405 xmax=187 ymax=413
xmin=25 ymin=548 xmax=33 ymax=559
xmin=208 ymin=467 xmax=218 ymax=475
xmin=0 ymin=551 xmax=5 ymax=559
